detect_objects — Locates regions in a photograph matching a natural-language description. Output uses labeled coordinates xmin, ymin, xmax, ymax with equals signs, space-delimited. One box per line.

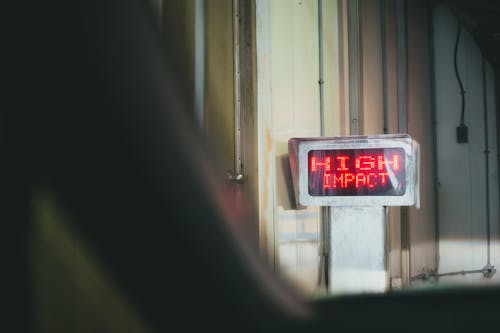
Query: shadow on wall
xmin=277 ymin=154 xmax=297 ymax=211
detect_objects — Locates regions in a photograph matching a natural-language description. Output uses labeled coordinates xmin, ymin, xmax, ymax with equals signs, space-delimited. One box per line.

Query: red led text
xmin=309 ymin=153 xmax=402 ymax=190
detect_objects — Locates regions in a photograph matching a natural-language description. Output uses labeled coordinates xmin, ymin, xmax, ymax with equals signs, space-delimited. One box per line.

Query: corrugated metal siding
xmin=433 ymin=5 xmax=500 ymax=285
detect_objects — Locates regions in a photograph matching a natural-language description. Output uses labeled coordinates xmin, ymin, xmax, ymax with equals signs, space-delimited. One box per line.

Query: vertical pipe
xmin=195 ymin=0 xmax=205 ymax=132
xmin=348 ymin=0 xmax=361 ymax=135
xmin=318 ymin=0 xmax=325 ymax=136
xmin=482 ymin=56 xmax=491 ymax=266
xmin=337 ymin=0 xmax=347 ymax=136
xmin=396 ymin=0 xmax=407 ymax=133
xmin=396 ymin=0 xmax=410 ymax=287
xmin=380 ymin=0 xmax=388 ymax=134
xmin=322 ymin=206 xmax=330 ymax=289
xmin=428 ymin=3 xmax=441 ymax=273
xmin=233 ymin=0 xmax=242 ymax=174
xmin=317 ymin=0 xmax=329 ymax=290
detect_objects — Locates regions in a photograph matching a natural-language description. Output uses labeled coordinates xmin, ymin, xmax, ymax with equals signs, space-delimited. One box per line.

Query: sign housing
xmin=288 ymin=134 xmax=419 ymax=207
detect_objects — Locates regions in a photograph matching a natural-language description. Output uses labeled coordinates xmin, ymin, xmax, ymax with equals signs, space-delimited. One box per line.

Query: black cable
xmin=453 ymin=20 xmax=466 ymax=125
xmin=453 ymin=18 xmax=468 ymax=143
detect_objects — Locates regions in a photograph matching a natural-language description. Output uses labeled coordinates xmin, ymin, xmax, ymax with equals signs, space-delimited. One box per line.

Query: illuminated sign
xmin=308 ymin=148 xmax=405 ymax=196
xmin=288 ymin=134 xmax=419 ymax=207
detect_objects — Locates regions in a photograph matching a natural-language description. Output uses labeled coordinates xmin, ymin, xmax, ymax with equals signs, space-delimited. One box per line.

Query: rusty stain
xmin=261 ymin=127 xmax=272 ymax=219
xmin=258 ymin=122 xmax=274 ymax=257
xmin=265 ymin=127 xmax=273 ymax=152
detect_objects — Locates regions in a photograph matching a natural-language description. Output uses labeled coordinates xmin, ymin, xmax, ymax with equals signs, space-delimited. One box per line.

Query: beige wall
xmin=360 ymin=0 xmax=384 ymax=135
xmin=270 ymin=0 xmax=322 ymax=293
xmin=257 ymin=0 xmax=437 ymax=294
xmin=257 ymin=0 xmax=349 ymax=294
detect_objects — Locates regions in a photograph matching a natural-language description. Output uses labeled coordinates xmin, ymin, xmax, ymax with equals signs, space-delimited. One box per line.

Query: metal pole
xmin=317 ymin=0 xmax=330 ymax=291
xmin=396 ymin=0 xmax=407 ymax=134
xmin=428 ymin=2 xmax=441 ymax=274
xmin=482 ymin=56 xmax=491 ymax=267
xmin=318 ymin=0 xmax=325 ymax=137
xmin=233 ymin=0 xmax=242 ymax=175
xmin=380 ymin=0 xmax=388 ymax=134
xmin=348 ymin=0 xmax=361 ymax=135
xmin=396 ymin=0 xmax=411 ymax=288
xmin=195 ymin=0 xmax=205 ymax=132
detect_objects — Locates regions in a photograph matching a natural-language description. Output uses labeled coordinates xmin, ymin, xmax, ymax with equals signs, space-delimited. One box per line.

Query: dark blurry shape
xmin=3 ymin=0 xmax=500 ymax=332
xmin=447 ymin=0 xmax=500 ymax=66
xmin=5 ymin=0 xmax=308 ymax=331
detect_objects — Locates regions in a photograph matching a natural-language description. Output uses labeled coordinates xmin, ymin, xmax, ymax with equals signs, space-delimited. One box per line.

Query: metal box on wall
xmin=288 ymin=134 xmax=420 ymax=207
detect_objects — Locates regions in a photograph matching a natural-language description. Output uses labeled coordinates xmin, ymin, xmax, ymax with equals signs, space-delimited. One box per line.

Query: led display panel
xmin=308 ymin=148 xmax=406 ymax=196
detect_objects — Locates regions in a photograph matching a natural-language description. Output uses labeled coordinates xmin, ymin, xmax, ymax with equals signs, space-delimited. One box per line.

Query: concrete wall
xmin=433 ymin=5 xmax=500 ymax=286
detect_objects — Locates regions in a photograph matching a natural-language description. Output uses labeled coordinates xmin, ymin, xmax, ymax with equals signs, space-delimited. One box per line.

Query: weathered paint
xmin=330 ymin=206 xmax=388 ymax=294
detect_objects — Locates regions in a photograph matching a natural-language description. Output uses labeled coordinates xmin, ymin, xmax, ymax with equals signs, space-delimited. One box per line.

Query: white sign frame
xmin=288 ymin=134 xmax=420 ymax=207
